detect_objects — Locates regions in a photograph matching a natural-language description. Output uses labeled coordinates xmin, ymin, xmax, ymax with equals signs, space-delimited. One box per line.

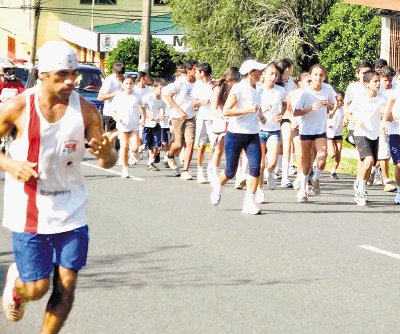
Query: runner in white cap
xmin=210 ymin=59 xmax=267 ymax=214
xmin=0 ymin=41 xmax=117 ymax=332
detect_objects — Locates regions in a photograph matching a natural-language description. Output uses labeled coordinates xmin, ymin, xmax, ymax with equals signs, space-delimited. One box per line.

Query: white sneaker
xmin=266 ymin=174 xmax=276 ymax=190
xmin=197 ymin=171 xmax=207 ymax=184
xmin=235 ymin=176 xmax=247 ymax=190
xmin=394 ymin=191 xmax=400 ymax=205
xmin=129 ymin=154 xmax=139 ymax=166
xmin=242 ymin=200 xmax=261 ymax=215
xmin=121 ymin=167 xmax=130 ymax=178
xmin=288 ymin=165 xmax=297 ymax=176
xmin=310 ymin=178 xmax=321 ymax=195
xmin=2 ymin=263 xmax=25 ymax=321
xmin=210 ymin=184 xmax=222 ymax=205
xmin=297 ymin=190 xmax=308 ymax=203
xmin=293 ymin=177 xmax=301 ymax=191
xmin=180 ymin=170 xmax=193 ymax=180
xmin=354 ymin=191 xmax=367 ymax=206
xmin=255 ymin=189 xmax=265 ymax=204
xmin=373 ymin=170 xmax=382 ymax=186
xmin=280 ymin=180 xmax=293 ymax=188
xmin=167 ymin=154 xmax=178 ymax=170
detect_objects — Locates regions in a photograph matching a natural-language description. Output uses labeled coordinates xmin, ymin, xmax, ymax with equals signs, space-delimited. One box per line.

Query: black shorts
xmin=300 ymin=132 xmax=327 ymax=141
xmin=328 ymin=135 xmax=343 ymax=141
xmin=354 ymin=136 xmax=379 ymax=164
xmin=103 ymin=116 xmax=116 ymax=132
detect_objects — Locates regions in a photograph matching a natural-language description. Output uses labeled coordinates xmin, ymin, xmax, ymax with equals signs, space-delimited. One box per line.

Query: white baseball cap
xmin=239 ymin=59 xmax=267 ymax=75
xmin=37 ymin=41 xmax=78 ymax=73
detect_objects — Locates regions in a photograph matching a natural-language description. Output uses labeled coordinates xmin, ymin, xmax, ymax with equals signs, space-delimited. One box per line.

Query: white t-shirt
xmin=350 ymin=91 xmax=386 ymax=140
xmin=295 ymin=85 xmax=336 ymax=135
xmin=226 ymin=80 xmax=261 ymax=134
xmin=388 ymin=91 xmax=400 ymax=135
xmin=143 ymin=94 xmax=167 ymax=128
xmin=327 ymin=107 xmax=344 ymax=138
xmin=168 ymin=76 xmax=196 ymax=119
xmin=111 ymin=91 xmax=143 ymax=132
xmin=259 ymin=84 xmax=287 ymax=132
xmin=380 ymin=86 xmax=397 ymax=134
xmin=191 ymin=80 xmax=213 ymax=120
xmin=283 ymin=77 xmax=297 ymax=94
xmin=345 ymin=81 xmax=366 ymax=131
xmin=99 ymin=74 xmax=122 ymax=117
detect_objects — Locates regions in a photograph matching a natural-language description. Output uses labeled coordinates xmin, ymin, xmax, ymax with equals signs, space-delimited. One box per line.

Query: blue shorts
xmin=389 ymin=134 xmax=400 ymax=164
xmin=259 ymin=130 xmax=281 ymax=144
xmin=160 ymin=128 xmax=171 ymax=143
xmin=142 ymin=124 xmax=162 ymax=149
xmin=12 ymin=226 xmax=89 ymax=283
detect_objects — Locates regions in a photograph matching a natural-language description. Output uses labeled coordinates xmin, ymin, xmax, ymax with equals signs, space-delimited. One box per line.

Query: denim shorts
xmin=142 ymin=124 xmax=162 ymax=149
xmin=12 ymin=226 xmax=89 ymax=283
xmin=259 ymin=130 xmax=281 ymax=144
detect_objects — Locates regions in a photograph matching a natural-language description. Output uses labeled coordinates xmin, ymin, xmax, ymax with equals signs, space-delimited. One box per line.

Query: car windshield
xmin=74 ymin=68 xmax=104 ymax=91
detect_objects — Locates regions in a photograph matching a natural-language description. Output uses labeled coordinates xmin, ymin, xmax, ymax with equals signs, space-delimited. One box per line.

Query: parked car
xmin=25 ymin=64 xmax=105 ymax=115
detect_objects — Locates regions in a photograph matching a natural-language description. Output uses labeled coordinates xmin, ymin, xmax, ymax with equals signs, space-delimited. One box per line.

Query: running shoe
xmin=167 ymin=154 xmax=178 ymax=170
xmin=121 ymin=167 xmax=130 ymax=178
xmin=210 ymin=185 xmax=222 ymax=205
xmin=288 ymin=165 xmax=297 ymax=176
xmin=384 ymin=182 xmax=397 ymax=192
xmin=197 ymin=171 xmax=207 ymax=184
xmin=330 ymin=172 xmax=339 ymax=179
xmin=394 ymin=191 xmax=400 ymax=205
xmin=354 ymin=191 xmax=367 ymax=206
xmin=255 ymin=189 xmax=265 ymax=204
xmin=180 ymin=170 xmax=193 ymax=180
xmin=274 ymin=168 xmax=282 ymax=180
xmin=241 ymin=201 xmax=261 ymax=215
xmin=297 ymin=190 xmax=308 ymax=203
xmin=280 ymin=180 xmax=293 ymax=188
xmin=147 ymin=163 xmax=160 ymax=171
xmin=2 ymin=263 xmax=25 ymax=322
xmin=266 ymin=174 xmax=276 ymax=190
xmin=310 ymin=179 xmax=321 ymax=195
xmin=235 ymin=176 xmax=247 ymax=190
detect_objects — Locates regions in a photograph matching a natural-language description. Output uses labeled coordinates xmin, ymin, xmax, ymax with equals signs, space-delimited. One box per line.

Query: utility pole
xmin=30 ymin=0 xmax=41 ymax=64
xmin=138 ymin=0 xmax=151 ymax=73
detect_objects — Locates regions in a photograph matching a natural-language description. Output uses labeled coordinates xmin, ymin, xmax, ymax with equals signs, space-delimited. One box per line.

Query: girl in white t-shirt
xmin=255 ymin=62 xmax=287 ymax=204
xmin=346 ymin=70 xmax=387 ymax=206
xmin=111 ymin=76 xmax=146 ymax=178
xmin=210 ymin=60 xmax=267 ymax=215
xmin=286 ymin=72 xmax=312 ymax=190
xmin=327 ymin=91 xmax=345 ymax=179
xmin=294 ymin=64 xmax=336 ymax=202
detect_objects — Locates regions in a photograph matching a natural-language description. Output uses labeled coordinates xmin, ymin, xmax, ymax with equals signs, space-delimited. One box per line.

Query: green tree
xmin=166 ymin=0 xmax=337 ymax=77
xmin=106 ymin=37 xmax=180 ymax=79
xmin=315 ymin=1 xmax=381 ymax=91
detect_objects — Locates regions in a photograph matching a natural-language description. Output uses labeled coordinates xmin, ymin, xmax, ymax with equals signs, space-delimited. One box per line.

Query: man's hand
xmin=88 ymin=132 xmax=115 ymax=159
xmin=9 ymin=160 xmax=38 ymax=183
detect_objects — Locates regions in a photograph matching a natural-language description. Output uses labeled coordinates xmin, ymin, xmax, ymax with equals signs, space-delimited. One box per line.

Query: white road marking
xmin=359 ymin=245 xmax=400 ymax=260
xmin=81 ymin=161 xmax=145 ymax=182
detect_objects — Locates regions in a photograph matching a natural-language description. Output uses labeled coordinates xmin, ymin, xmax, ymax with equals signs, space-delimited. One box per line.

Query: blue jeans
xmin=224 ymin=131 xmax=261 ymax=179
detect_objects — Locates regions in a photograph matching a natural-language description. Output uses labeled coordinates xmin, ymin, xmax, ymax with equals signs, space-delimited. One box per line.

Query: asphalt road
xmin=1 ymin=153 xmax=400 ymax=334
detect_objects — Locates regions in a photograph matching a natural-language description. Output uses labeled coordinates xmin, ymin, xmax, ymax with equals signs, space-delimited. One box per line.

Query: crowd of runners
xmin=100 ymin=57 xmax=400 ymax=213
xmin=1 ymin=40 xmax=400 ymax=333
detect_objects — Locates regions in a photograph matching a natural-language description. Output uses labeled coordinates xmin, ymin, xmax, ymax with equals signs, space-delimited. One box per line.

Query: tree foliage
xmin=315 ymin=1 xmax=381 ymax=91
xmin=106 ymin=37 xmax=183 ymax=79
xmin=166 ymin=0 xmax=337 ymax=77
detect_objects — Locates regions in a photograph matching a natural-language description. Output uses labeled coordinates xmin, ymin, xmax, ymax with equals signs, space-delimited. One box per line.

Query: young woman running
xmin=210 ymin=60 xmax=266 ymax=215
xmin=294 ymin=65 xmax=335 ymax=202
xmin=210 ymin=67 xmax=240 ymax=185
xmin=346 ymin=70 xmax=387 ymax=206
xmin=255 ymin=62 xmax=288 ymax=204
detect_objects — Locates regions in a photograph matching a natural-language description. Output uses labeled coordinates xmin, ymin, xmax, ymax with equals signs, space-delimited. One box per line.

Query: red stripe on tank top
xmin=24 ymin=93 xmax=40 ymax=233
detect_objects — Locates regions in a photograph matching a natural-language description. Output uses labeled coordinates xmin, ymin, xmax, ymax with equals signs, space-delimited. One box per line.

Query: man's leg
xmin=41 ymin=266 xmax=78 ymax=334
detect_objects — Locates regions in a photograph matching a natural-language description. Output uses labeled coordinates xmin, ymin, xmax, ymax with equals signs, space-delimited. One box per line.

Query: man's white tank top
xmin=2 ymin=87 xmax=88 ymax=234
